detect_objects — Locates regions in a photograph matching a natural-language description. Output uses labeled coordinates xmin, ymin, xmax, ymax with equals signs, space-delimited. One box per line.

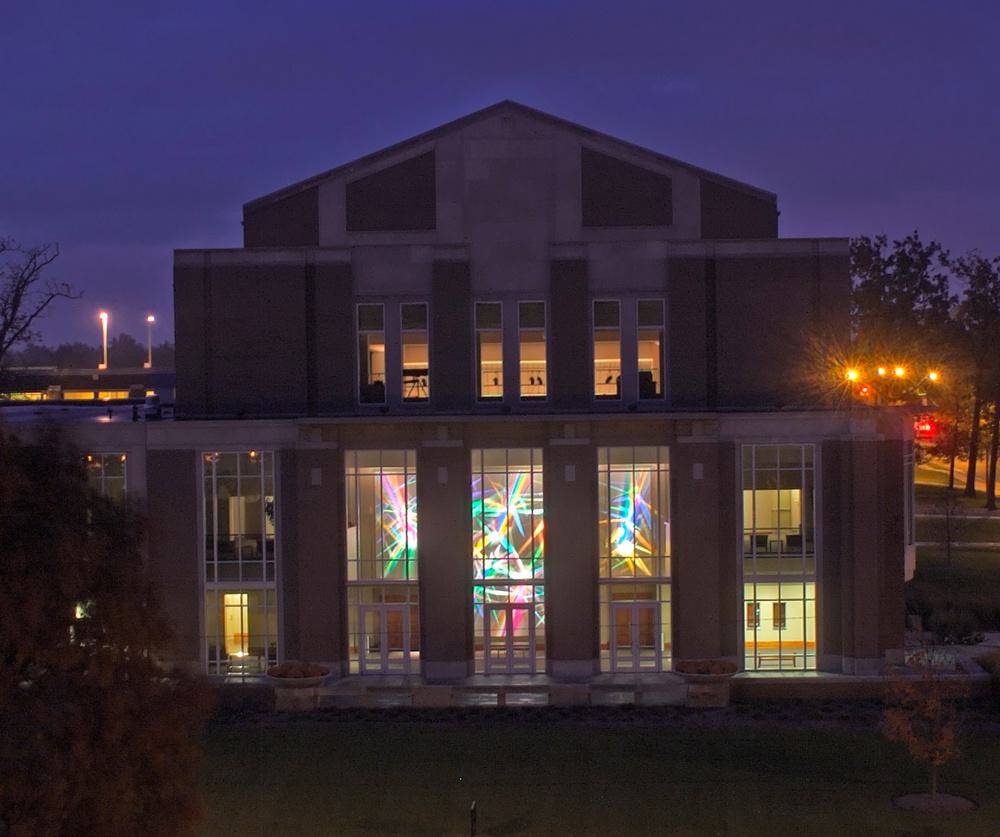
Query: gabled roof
xmin=244 ymin=100 xmax=776 ymax=210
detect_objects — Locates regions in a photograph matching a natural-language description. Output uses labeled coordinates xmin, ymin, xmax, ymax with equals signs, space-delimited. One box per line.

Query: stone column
xmin=544 ymin=442 xmax=599 ymax=679
xmin=417 ymin=444 xmax=473 ymax=680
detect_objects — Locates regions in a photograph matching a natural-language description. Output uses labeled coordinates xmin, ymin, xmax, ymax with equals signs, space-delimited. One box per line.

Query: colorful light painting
xmin=379 ymin=473 xmax=417 ymax=578
xmin=603 ymin=469 xmax=656 ymax=576
xmin=471 ymin=454 xmax=545 ymax=629
xmin=471 ymin=471 xmax=544 ymax=578
xmin=474 ymin=585 xmax=545 ymax=632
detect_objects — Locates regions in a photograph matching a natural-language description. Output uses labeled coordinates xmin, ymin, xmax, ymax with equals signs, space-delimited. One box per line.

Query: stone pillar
xmin=544 ymin=442 xmax=599 ymax=679
xmin=672 ymin=440 xmax=728 ymax=661
xmin=844 ymin=441 xmax=882 ymax=672
xmin=287 ymin=447 xmax=345 ymax=668
xmin=146 ymin=449 xmax=201 ymax=665
xmin=417 ymin=445 xmax=473 ymax=680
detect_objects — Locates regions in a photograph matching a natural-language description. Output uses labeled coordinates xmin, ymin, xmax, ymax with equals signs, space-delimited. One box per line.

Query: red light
xmin=858 ymin=384 xmax=872 ymax=397
xmin=914 ymin=415 xmax=938 ymax=440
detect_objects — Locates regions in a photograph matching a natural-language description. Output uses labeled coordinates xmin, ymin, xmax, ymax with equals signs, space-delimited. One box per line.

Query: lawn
xmin=917 ymin=514 xmax=1000 ymax=545
xmin=198 ymin=716 xmax=1000 ymax=836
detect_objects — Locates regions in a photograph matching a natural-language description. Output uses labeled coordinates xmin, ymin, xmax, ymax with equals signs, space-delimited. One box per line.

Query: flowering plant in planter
xmin=674 ymin=659 xmax=738 ymax=677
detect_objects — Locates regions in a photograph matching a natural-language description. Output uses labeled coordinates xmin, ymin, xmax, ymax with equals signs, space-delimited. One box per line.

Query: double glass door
xmin=610 ymin=602 xmax=661 ymax=672
xmin=359 ymin=604 xmax=413 ymax=674
xmin=484 ymin=603 xmax=536 ymax=674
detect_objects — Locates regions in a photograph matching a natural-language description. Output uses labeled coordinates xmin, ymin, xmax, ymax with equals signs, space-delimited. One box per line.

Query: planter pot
xmin=267 ymin=674 xmax=327 ymax=689
xmin=677 ymin=672 xmax=735 ymax=685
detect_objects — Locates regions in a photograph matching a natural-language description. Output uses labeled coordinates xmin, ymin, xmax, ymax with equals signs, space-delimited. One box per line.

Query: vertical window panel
xmin=476 ymin=302 xmax=503 ymax=400
xmin=401 ymin=303 xmax=429 ymax=402
xmin=742 ymin=444 xmax=816 ymax=672
xmin=357 ymin=303 xmax=386 ymax=404
xmin=518 ymin=302 xmax=547 ymax=400
xmin=593 ymin=300 xmax=621 ymax=399
xmin=637 ymin=299 xmax=664 ymax=399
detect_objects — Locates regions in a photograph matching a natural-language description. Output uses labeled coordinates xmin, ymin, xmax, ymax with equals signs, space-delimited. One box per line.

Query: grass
xmin=917 ymin=515 xmax=1000 ymax=545
xmin=915 ymin=481 xmax=997 ymax=514
xmin=197 ymin=717 xmax=1000 ymax=836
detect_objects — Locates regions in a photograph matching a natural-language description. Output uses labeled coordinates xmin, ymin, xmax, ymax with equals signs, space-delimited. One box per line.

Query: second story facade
xmin=174 ymin=101 xmax=849 ymax=418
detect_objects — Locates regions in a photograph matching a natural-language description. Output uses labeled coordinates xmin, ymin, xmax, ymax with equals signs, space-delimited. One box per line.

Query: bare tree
xmin=0 ymin=238 xmax=79 ymax=367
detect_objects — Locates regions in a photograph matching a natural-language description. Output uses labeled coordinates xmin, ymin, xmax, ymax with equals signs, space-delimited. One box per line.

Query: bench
xmin=756 ymin=654 xmax=798 ymax=668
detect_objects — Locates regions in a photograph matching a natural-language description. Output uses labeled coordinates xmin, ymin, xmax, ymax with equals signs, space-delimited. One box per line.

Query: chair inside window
xmin=784 ymin=533 xmax=803 ymax=551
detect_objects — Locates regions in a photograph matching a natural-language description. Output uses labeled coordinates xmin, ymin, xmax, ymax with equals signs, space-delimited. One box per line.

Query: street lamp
xmin=98 ymin=311 xmax=109 ymax=370
xmin=144 ymin=314 xmax=156 ymax=369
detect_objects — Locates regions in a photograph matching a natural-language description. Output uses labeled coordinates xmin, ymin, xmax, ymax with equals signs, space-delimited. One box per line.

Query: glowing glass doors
xmin=482 ymin=602 xmax=537 ymax=674
xmin=610 ymin=601 xmax=662 ymax=672
xmin=358 ymin=603 xmax=416 ymax=675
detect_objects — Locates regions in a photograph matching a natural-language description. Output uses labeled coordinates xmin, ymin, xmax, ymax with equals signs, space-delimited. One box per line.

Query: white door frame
xmin=484 ymin=602 xmax=535 ymax=674
xmin=358 ymin=603 xmax=411 ymax=675
xmin=609 ymin=601 xmax=661 ymax=672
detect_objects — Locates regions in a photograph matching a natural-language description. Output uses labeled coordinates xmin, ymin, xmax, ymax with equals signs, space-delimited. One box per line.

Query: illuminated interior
xmin=85 ymin=452 xmax=127 ymax=502
xmin=742 ymin=444 xmax=816 ymax=670
xmin=637 ymin=300 xmax=664 ymax=399
xmin=472 ymin=448 xmax=544 ymax=673
xmin=205 ymin=588 xmax=278 ymax=675
xmin=346 ymin=450 xmax=419 ymax=674
xmin=518 ymin=301 xmax=546 ymax=400
xmin=358 ymin=303 xmax=386 ymax=403
xmin=598 ymin=447 xmax=672 ymax=671
xmin=203 ymin=450 xmax=278 ymax=676
xmin=593 ymin=300 xmax=621 ymax=398
xmin=401 ymin=303 xmax=429 ymax=401
xmin=476 ymin=302 xmax=503 ymax=400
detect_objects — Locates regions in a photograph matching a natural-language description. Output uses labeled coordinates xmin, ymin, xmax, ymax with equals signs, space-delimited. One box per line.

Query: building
xmin=11 ymin=102 xmax=914 ymax=683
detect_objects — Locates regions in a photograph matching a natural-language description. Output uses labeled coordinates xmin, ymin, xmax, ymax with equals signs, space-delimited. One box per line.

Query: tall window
xmin=593 ymin=300 xmax=621 ymax=399
xmin=598 ymin=447 xmax=671 ymax=672
xmin=358 ymin=304 xmax=385 ymax=403
xmin=345 ymin=450 xmax=419 ymax=674
xmin=85 ymin=452 xmax=127 ymax=501
xmin=742 ymin=444 xmax=816 ymax=671
xmin=476 ymin=302 xmax=503 ymax=401
xmin=637 ymin=300 xmax=664 ymax=399
xmin=401 ymin=303 xmax=429 ymax=401
xmin=203 ymin=451 xmax=278 ymax=676
xmin=518 ymin=302 xmax=546 ymax=400
xmin=471 ymin=449 xmax=544 ymax=673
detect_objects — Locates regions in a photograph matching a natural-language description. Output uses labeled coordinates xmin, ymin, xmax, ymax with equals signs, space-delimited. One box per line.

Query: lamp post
xmin=144 ymin=314 xmax=155 ymax=369
xmin=98 ymin=311 xmax=109 ymax=370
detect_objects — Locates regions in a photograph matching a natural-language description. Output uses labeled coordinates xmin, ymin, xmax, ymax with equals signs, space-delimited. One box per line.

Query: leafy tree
xmin=852 ymin=232 xmax=955 ymax=359
xmin=953 ymin=253 xmax=1000 ymax=503
xmin=881 ymin=650 xmax=966 ymax=799
xmin=5 ymin=336 xmax=176 ymax=370
xmin=0 ymin=429 xmax=212 ymax=836
xmin=0 ymin=238 xmax=79 ymax=368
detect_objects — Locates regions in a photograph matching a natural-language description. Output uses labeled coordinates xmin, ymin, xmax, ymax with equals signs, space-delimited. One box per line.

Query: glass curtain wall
xmin=742 ymin=444 xmax=817 ymax=671
xmin=471 ymin=449 xmax=544 ymax=673
xmin=203 ymin=451 xmax=278 ymax=676
xmin=476 ymin=302 xmax=503 ymax=400
xmin=598 ymin=447 xmax=672 ymax=671
xmin=345 ymin=450 xmax=419 ymax=674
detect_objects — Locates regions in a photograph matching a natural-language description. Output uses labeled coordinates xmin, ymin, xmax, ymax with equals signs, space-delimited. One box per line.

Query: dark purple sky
xmin=3 ymin=1 xmax=998 ymax=345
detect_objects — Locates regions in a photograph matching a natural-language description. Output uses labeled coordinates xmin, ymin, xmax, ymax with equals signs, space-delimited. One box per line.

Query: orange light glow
xmin=928 ymin=370 xmax=940 ymax=382
xmin=894 ymin=366 xmax=905 ymax=378
xmin=845 ymin=368 xmax=859 ymax=382
xmin=877 ymin=367 xmax=887 ymax=376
